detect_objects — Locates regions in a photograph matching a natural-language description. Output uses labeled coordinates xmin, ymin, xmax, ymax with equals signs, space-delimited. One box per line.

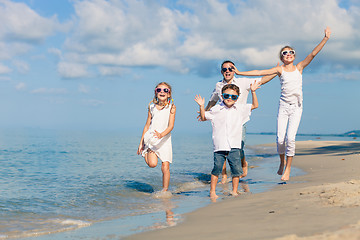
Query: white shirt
xmin=209 ymin=77 xmax=261 ymax=104
xmin=205 ymin=102 xmax=252 ymax=152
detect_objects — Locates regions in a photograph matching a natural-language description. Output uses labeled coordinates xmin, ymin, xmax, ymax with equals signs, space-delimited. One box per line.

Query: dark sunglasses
xmin=222 ymin=93 xmax=239 ymax=101
xmin=155 ymin=88 xmax=170 ymax=93
xmin=281 ymin=50 xmax=295 ymax=56
xmin=221 ymin=67 xmax=234 ymax=72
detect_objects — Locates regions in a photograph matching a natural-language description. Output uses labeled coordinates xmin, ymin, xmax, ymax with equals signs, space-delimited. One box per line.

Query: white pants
xmin=276 ymin=101 xmax=303 ymax=157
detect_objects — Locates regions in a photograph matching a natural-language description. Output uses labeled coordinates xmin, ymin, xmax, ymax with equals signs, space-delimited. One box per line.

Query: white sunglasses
xmin=281 ymin=50 xmax=296 ymax=56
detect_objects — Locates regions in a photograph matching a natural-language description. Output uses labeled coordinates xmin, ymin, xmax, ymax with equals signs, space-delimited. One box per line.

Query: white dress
xmin=142 ymin=103 xmax=173 ymax=163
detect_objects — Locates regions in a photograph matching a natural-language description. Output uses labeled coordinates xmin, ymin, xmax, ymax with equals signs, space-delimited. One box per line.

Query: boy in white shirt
xmin=195 ymin=82 xmax=260 ymax=199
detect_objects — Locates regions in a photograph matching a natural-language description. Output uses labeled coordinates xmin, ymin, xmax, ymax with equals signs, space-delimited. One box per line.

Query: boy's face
xmin=222 ymin=88 xmax=238 ymax=108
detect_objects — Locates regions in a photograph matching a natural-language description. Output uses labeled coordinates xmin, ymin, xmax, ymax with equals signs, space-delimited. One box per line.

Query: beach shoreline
xmin=126 ymin=140 xmax=360 ymax=240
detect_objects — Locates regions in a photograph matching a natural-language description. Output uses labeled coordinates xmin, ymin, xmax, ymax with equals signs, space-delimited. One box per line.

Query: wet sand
xmin=126 ymin=141 xmax=360 ymax=240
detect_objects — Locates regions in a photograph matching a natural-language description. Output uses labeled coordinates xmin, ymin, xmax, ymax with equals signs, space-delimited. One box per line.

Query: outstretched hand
xmin=325 ymin=26 xmax=331 ymax=39
xmin=250 ymin=80 xmax=261 ymax=92
xmin=194 ymin=95 xmax=205 ymax=106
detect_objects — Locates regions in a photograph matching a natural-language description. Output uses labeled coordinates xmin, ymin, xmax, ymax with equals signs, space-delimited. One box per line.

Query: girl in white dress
xmin=234 ymin=27 xmax=331 ymax=181
xmin=137 ymin=82 xmax=176 ymax=192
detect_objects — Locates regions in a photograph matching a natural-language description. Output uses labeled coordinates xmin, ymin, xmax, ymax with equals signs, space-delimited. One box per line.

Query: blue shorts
xmin=211 ymin=148 xmax=242 ymax=177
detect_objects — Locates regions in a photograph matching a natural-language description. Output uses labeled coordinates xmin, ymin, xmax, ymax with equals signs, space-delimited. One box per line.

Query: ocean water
xmin=0 ymin=128 xmax=357 ymax=239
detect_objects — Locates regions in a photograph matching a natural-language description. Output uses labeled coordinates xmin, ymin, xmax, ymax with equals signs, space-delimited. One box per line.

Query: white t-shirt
xmin=204 ymin=102 xmax=252 ymax=152
xmin=209 ymin=77 xmax=261 ymax=104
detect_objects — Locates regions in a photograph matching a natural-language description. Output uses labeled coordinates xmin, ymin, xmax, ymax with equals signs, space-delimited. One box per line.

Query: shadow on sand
xmin=296 ymin=142 xmax=360 ymax=156
xmin=124 ymin=180 xmax=155 ymax=193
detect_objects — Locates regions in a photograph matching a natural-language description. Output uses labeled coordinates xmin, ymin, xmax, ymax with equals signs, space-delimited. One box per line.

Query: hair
xmin=152 ymin=82 xmax=173 ymax=108
xmin=279 ymin=45 xmax=296 ymax=60
xmin=221 ymin=60 xmax=235 ymax=70
xmin=221 ymin=84 xmax=240 ymax=95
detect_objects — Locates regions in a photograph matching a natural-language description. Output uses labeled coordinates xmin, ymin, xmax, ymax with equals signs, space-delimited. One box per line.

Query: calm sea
xmin=0 ymin=128 xmax=356 ymax=239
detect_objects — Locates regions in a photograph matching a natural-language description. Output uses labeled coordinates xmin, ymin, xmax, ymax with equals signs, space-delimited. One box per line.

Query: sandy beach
xmin=126 ymin=141 xmax=360 ymax=240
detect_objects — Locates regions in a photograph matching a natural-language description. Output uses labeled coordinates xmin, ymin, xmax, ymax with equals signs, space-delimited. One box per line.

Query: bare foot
xmin=220 ymin=174 xmax=227 ymax=184
xmin=281 ymin=168 xmax=291 ymax=181
xmin=240 ymin=161 xmax=248 ymax=178
xmin=241 ymin=182 xmax=250 ymax=192
xmin=152 ymin=189 xmax=172 ymax=199
xmin=210 ymin=191 xmax=218 ymax=200
xmin=231 ymin=191 xmax=239 ymax=196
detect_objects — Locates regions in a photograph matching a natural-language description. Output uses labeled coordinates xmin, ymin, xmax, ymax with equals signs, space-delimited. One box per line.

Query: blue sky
xmin=0 ymin=0 xmax=359 ymax=134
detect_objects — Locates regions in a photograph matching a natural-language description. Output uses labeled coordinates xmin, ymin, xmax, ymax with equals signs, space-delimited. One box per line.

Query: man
xmin=203 ymin=60 xmax=277 ymax=183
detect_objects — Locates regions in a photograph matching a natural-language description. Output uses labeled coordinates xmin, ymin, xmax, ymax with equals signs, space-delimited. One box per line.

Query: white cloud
xmin=15 ymin=82 xmax=26 ymax=90
xmin=78 ymin=84 xmax=90 ymax=94
xmin=0 ymin=62 xmax=11 ymax=74
xmin=0 ymin=0 xmax=58 ymax=43
xmin=48 ymin=48 xmax=62 ymax=58
xmin=81 ymin=99 xmax=104 ymax=107
xmin=0 ymin=0 xmax=359 ymax=79
xmin=31 ymin=87 xmax=68 ymax=95
xmin=58 ymin=62 xmax=89 ymax=78
xmin=53 ymin=0 xmax=360 ymax=79
xmin=0 ymin=0 xmax=62 ymax=72
xmin=12 ymin=60 xmax=29 ymax=73
xmin=98 ymin=66 xmax=126 ymax=76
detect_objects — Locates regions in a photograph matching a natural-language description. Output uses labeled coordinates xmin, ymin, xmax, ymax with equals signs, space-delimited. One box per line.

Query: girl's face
xmin=281 ymin=48 xmax=295 ymax=63
xmin=155 ymin=84 xmax=171 ymax=103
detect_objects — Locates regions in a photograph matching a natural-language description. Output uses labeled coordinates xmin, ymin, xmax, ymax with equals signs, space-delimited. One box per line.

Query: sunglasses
xmin=222 ymin=93 xmax=239 ymax=101
xmin=155 ymin=88 xmax=170 ymax=93
xmin=221 ymin=67 xmax=234 ymax=72
xmin=281 ymin=50 xmax=296 ymax=56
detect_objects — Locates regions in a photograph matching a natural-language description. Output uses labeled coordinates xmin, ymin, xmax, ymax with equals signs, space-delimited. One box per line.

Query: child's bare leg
xmin=241 ymin=182 xmax=250 ymax=192
xmin=277 ymin=153 xmax=286 ymax=175
xmin=220 ymin=162 xmax=227 ymax=184
xmin=161 ymin=161 xmax=170 ymax=191
xmin=210 ymin=174 xmax=219 ymax=199
xmin=281 ymin=156 xmax=293 ymax=181
xmin=145 ymin=150 xmax=158 ymax=168
xmin=231 ymin=176 xmax=240 ymax=196
xmin=240 ymin=157 xmax=248 ymax=178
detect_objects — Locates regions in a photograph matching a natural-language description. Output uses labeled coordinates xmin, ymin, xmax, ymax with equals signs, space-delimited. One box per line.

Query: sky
xmin=0 ymin=0 xmax=359 ymax=135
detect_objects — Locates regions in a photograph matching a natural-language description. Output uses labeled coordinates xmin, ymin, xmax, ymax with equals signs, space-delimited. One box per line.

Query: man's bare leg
xmin=277 ymin=153 xmax=286 ymax=175
xmin=220 ymin=162 xmax=227 ymax=184
xmin=240 ymin=157 xmax=248 ymax=178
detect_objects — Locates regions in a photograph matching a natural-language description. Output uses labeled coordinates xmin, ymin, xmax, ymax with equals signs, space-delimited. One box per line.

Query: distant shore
xmin=126 ymin=141 xmax=360 ymax=240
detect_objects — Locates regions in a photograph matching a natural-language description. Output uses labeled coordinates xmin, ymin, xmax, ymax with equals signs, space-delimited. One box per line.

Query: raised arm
xmin=297 ymin=27 xmax=331 ymax=72
xmin=194 ymin=95 xmax=206 ymax=121
xmin=260 ymin=73 xmax=278 ymax=85
xmin=250 ymin=80 xmax=261 ymax=110
xmin=260 ymin=62 xmax=280 ymax=85
xmin=234 ymin=65 xmax=281 ymax=76
xmin=204 ymin=100 xmax=217 ymax=111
